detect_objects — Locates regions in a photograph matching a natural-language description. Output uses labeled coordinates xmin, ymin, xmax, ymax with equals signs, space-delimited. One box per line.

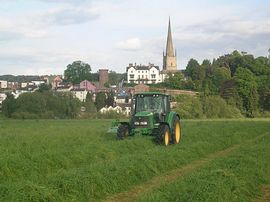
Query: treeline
xmin=166 ymin=50 xmax=270 ymax=117
xmin=0 ymin=75 xmax=42 ymax=82
xmin=2 ymin=91 xmax=81 ymax=119
xmin=1 ymin=90 xmax=123 ymax=119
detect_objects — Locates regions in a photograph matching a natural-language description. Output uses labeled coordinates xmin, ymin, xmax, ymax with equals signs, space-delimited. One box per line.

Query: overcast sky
xmin=0 ymin=0 xmax=270 ymax=75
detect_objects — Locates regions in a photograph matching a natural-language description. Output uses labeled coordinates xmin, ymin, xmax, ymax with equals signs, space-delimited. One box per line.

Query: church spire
xmin=166 ymin=17 xmax=175 ymax=57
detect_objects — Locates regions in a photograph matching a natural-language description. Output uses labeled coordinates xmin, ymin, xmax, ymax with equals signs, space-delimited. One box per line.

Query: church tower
xmin=163 ymin=18 xmax=177 ymax=71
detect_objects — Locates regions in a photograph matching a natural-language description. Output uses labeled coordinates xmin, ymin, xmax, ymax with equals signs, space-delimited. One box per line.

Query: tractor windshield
xmin=135 ymin=94 xmax=164 ymax=113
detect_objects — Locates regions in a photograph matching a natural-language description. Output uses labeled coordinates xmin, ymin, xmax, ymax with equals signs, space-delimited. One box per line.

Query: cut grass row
xmin=136 ymin=132 xmax=270 ymax=202
xmin=0 ymin=119 xmax=269 ymax=201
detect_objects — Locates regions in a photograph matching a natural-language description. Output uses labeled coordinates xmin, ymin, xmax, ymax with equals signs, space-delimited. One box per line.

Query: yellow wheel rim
xmin=164 ymin=130 xmax=169 ymax=146
xmin=175 ymin=122 xmax=181 ymax=144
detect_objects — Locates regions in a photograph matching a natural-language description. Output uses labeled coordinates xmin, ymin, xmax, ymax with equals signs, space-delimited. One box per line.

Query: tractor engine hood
xmin=133 ymin=111 xmax=154 ymax=127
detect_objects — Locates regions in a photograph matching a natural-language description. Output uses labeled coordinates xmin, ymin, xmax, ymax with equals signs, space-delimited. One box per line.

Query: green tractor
xmin=116 ymin=92 xmax=182 ymax=146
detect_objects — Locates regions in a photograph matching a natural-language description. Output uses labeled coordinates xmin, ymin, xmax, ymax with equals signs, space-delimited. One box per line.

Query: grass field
xmin=0 ymin=119 xmax=269 ymax=201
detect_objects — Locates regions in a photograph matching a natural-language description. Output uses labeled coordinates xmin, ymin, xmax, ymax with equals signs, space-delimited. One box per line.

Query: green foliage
xmin=180 ymin=51 xmax=270 ymax=117
xmin=234 ymin=67 xmax=259 ymax=117
xmin=108 ymin=71 xmax=126 ymax=85
xmin=212 ymin=67 xmax=231 ymax=89
xmin=175 ymin=94 xmax=203 ymax=119
xmin=37 ymin=83 xmax=51 ymax=93
xmin=164 ymin=72 xmax=184 ymax=89
xmin=175 ymin=94 xmax=241 ymax=119
xmin=95 ymin=92 xmax=106 ymax=111
xmin=201 ymin=95 xmax=242 ymax=118
xmin=2 ymin=93 xmax=16 ymax=118
xmin=106 ymin=92 xmax=115 ymax=107
xmin=3 ymin=91 xmax=81 ymax=119
xmin=64 ymin=61 xmax=92 ymax=84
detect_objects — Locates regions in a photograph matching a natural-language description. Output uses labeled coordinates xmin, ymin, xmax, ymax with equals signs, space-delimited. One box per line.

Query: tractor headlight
xmin=140 ymin=121 xmax=148 ymax=125
xmin=134 ymin=122 xmax=140 ymax=125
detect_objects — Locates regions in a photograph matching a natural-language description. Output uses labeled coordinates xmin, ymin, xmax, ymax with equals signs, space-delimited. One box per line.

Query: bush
xmin=4 ymin=91 xmax=81 ymax=119
xmin=202 ymin=95 xmax=242 ymax=118
xmin=175 ymin=94 xmax=204 ymax=119
xmin=175 ymin=94 xmax=242 ymax=119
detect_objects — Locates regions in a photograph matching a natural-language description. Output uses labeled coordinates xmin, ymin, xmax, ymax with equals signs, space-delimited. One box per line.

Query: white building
xmin=71 ymin=89 xmax=88 ymax=102
xmin=32 ymin=80 xmax=45 ymax=86
xmin=126 ymin=63 xmax=162 ymax=84
xmin=0 ymin=80 xmax=8 ymax=89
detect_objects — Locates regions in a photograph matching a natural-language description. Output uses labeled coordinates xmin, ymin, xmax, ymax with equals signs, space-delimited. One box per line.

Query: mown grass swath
xmin=0 ymin=119 xmax=269 ymax=201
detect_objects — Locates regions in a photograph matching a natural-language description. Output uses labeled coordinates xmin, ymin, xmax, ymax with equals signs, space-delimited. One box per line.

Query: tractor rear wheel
xmin=117 ymin=124 xmax=129 ymax=140
xmin=172 ymin=116 xmax=182 ymax=144
xmin=157 ymin=124 xmax=170 ymax=146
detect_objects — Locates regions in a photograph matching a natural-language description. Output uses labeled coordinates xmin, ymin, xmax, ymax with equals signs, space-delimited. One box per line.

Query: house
xmin=56 ymin=86 xmax=73 ymax=92
xmin=0 ymin=80 xmax=8 ymax=89
xmin=99 ymin=106 xmax=124 ymax=114
xmin=71 ymin=89 xmax=88 ymax=102
xmin=79 ymin=80 xmax=96 ymax=92
xmin=126 ymin=63 xmax=161 ymax=84
xmin=51 ymin=76 xmax=63 ymax=89
xmin=31 ymin=80 xmax=46 ymax=86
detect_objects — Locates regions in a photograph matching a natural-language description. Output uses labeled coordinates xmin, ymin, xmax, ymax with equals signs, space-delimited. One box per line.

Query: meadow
xmin=0 ymin=119 xmax=269 ymax=201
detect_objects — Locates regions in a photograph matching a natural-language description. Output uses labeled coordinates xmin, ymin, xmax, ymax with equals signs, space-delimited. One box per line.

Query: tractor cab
xmin=133 ymin=93 xmax=170 ymax=124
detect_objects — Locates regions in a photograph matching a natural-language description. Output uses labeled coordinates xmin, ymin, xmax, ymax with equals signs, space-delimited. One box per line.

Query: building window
xmin=130 ymin=74 xmax=134 ymax=79
xmin=142 ymin=75 xmax=144 ymax=79
xmin=138 ymin=75 xmax=140 ymax=79
xmin=142 ymin=71 xmax=144 ymax=73
xmin=138 ymin=71 xmax=140 ymax=73
xmin=131 ymin=71 xmax=133 ymax=73
xmin=151 ymin=74 xmax=156 ymax=79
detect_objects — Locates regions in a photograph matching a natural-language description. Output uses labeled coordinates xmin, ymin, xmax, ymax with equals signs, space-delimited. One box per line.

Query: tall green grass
xmin=0 ymin=119 xmax=269 ymax=201
xmin=136 ymin=132 xmax=270 ymax=202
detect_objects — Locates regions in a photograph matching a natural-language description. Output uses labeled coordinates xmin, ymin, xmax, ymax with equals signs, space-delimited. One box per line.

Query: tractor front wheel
xmin=157 ymin=124 xmax=170 ymax=146
xmin=117 ymin=124 xmax=129 ymax=140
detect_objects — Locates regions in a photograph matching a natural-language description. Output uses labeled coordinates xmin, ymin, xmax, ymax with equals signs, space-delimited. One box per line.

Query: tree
xmin=186 ymin=58 xmax=200 ymax=79
xmin=2 ymin=93 xmax=16 ymax=118
xmin=95 ymin=92 xmax=106 ymax=111
xmin=85 ymin=92 xmax=93 ymax=102
xmin=64 ymin=61 xmax=92 ymax=84
xmin=234 ymin=67 xmax=259 ymax=117
xmin=164 ymin=72 xmax=184 ymax=89
xmin=212 ymin=67 xmax=231 ymax=91
xmin=37 ymin=83 xmax=51 ymax=93
xmin=106 ymin=91 xmax=115 ymax=107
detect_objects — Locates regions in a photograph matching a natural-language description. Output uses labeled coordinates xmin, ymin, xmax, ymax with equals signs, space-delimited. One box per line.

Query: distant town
xmin=0 ymin=19 xmax=186 ymax=114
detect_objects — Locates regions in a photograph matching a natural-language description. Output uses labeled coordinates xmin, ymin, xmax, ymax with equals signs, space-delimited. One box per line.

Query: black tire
xmin=172 ymin=116 xmax=182 ymax=144
xmin=156 ymin=124 xmax=170 ymax=146
xmin=117 ymin=124 xmax=129 ymax=140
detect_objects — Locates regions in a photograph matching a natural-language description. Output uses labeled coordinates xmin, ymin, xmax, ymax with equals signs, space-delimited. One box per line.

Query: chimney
xmin=99 ymin=69 xmax=109 ymax=88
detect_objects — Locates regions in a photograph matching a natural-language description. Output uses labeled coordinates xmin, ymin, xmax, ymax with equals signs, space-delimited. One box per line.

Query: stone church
xmin=163 ymin=18 xmax=177 ymax=72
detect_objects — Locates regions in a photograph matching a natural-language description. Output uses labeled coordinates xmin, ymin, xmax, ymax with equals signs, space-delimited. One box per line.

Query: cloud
xmin=39 ymin=7 xmax=99 ymax=26
xmin=116 ymin=38 xmax=142 ymax=51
